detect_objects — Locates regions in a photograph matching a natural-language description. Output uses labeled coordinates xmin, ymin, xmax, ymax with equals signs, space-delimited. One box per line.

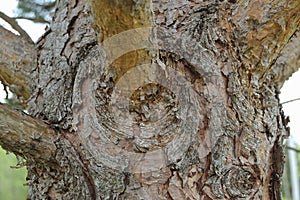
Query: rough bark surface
xmin=0 ymin=26 xmax=36 ymax=100
xmin=0 ymin=0 xmax=299 ymax=199
xmin=0 ymin=103 xmax=57 ymax=164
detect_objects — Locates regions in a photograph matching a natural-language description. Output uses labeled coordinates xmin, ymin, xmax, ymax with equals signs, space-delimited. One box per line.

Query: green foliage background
xmin=0 ymin=147 xmax=28 ymax=199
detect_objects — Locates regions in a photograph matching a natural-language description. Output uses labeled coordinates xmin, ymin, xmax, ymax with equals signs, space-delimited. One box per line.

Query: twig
xmin=281 ymin=98 xmax=300 ymax=105
xmin=0 ymin=11 xmax=33 ymax=43
xmin=286 ymin=146 xmax=300 ymax=153
xmin=12 ymin=16 xmax=50 ymax=24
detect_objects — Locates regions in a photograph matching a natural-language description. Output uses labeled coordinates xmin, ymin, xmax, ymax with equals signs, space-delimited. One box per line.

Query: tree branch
xmin=12 ymin=16 xmax=50 ymax=24
xmin=0 ymin=103 xmax=58 ymax=165
xmin=286 ymin=146 xmax=300 ymax=153
xmin=281 ymin=98 xmax=300 ymax=105
xmin=0 ymin=11 xmax=33 ymax=43
xmin=0 ymin=26 xmax=36 ymax=100
xmin=228 ymin=0 xmax=300 ymax=77
xmin=272 ymin=29 xmax=300 ymax=88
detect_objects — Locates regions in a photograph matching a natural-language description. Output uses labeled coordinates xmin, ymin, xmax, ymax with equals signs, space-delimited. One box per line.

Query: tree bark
xmin=0 ymin=0 xmax=299 ymax=199
xmin=0 ymin=26 xmax=35 ymax=100
xmin=0 ymin=103 xmax=57 ymax=165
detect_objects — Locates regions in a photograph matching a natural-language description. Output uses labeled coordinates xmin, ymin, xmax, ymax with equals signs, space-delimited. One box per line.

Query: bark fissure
xmin=0 ymin=0 xmax=299 ymax=199
xmin=64 ymin=135 xmax=97 ymax=200
xmin=269 ymin=134 xmax=285 ymax=200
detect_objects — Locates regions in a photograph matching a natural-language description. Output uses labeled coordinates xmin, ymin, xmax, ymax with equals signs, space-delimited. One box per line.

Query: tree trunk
xmin=1 ymin=0 xmax=300 ymax=199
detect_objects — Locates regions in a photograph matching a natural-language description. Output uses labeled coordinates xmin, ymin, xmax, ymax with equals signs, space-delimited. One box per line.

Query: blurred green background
xmin=0 ymin=147 xmax=28 ymax=199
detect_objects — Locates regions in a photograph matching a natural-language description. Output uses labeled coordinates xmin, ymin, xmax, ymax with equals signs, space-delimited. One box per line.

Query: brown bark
xmin=0 ymin=103 xmax=57 ymax=165
xmin=273 ymin=29 xmax=300 ymax=88
xmin=0 ymin=11 xmax=33 ymax=43
xmin=0 ymin=26 xmax=36 ymax=100
xmin=0 ymin=0 xmax=299 ymax=199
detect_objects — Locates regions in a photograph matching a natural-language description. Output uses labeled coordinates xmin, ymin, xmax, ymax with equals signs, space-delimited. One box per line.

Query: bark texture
xmin=0 ymin=103 xmax=57 ymax=164
xmin=0 ymin=0 xmax=300 ymax=199
xmin=0 ymin=26 xmax=35 ymax=100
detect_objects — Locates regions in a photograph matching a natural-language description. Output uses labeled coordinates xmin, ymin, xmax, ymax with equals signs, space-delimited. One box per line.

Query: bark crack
xmin=60 ymin=131 xmax=97 ymax=200
xmin=269 ymin=135 xmax=285 ymax=200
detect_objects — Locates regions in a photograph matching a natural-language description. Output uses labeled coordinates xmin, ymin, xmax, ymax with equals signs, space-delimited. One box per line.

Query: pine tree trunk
xmin=1 ymin=0 xmax=300 ymax=199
